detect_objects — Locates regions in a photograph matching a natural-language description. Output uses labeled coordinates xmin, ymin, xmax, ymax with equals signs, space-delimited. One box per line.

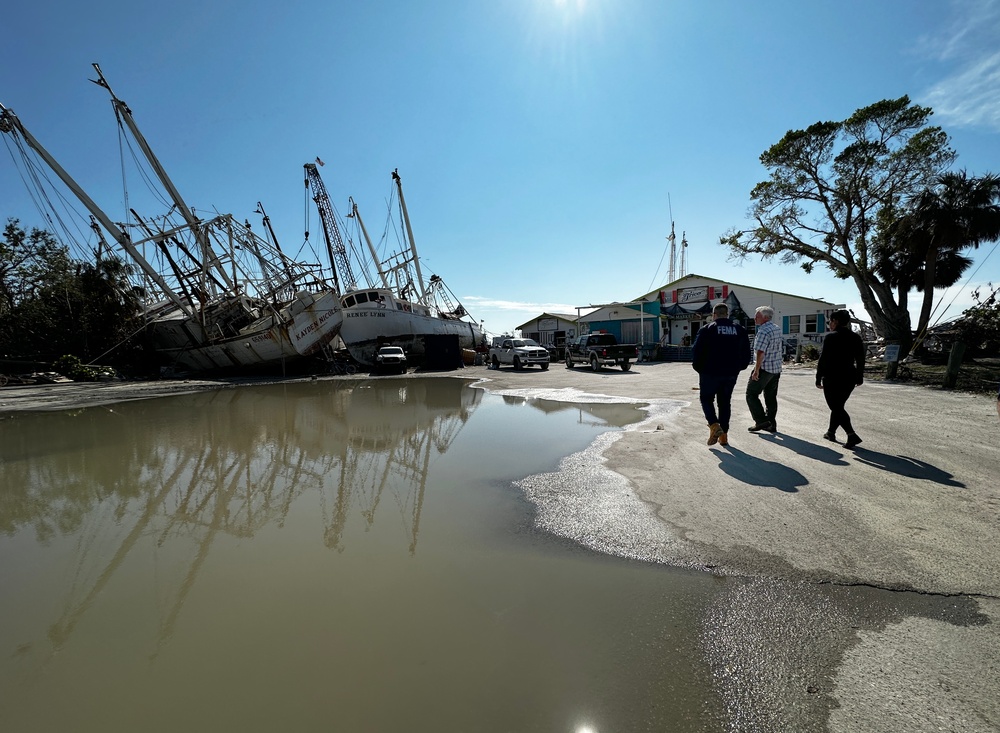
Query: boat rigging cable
xmin=1 ymin=124 xmax=99 ymax=260
xmin=648 ymin=193 xmax=675 ymax=293
xmin=909 ymin=238 xmax=1000 ymax=355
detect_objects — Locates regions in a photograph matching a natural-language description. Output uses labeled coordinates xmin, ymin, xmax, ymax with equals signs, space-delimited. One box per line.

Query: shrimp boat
xmin=0 ymin=65 xmax=343 ymax=373
xmin=336 ymin=169 xmax=484 ymax=366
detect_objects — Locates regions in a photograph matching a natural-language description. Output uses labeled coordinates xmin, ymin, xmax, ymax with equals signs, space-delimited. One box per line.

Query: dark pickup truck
xmin=564 ymin=333 xmax=639 ymax=372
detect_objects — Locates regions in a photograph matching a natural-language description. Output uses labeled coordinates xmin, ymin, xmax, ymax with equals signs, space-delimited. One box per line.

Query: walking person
xmin=746 ymin=305 xmax=783 ymax=432
xmin=816 ymin=309 xmax=867 ymax=447
xmin=692 ymin=304 xmax=752 ymax=446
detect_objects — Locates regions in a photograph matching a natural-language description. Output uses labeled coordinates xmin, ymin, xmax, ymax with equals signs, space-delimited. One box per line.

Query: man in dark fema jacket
xmin=692 ymin=303 xmax=752 ymax=446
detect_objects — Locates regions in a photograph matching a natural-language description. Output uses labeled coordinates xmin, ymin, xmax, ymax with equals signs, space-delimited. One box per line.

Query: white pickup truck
xmin=489 ymin=338 xmax=551 ymax=370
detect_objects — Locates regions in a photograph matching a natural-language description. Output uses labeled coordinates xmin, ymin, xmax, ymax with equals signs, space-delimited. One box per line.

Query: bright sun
xmin=553 ymin=0 xmax=588 ymax=10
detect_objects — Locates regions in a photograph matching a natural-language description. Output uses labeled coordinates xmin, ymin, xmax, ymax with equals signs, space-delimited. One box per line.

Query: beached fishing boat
xmin=335 ymin=170 xmax=485 ymax=366
xmin=0 ymin=65 xmax=343 ymax=373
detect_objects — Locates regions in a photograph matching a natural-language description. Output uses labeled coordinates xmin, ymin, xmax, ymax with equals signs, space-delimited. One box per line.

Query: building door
xmin=690 ymin=320 xmax=701 ymax=341
xmin=670 ymin=319 xmax=691 ymax=345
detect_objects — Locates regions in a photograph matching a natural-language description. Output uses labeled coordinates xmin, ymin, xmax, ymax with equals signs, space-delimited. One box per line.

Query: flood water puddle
xmin=0 ymin=377 xmax=728 ymax=732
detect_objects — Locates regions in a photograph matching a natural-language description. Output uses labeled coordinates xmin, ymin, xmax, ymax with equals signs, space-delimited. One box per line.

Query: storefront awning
xmin=660 ymin=301 xmax=712 ymax=318
xmin=660 ymin=291 xmax=746 ymax=319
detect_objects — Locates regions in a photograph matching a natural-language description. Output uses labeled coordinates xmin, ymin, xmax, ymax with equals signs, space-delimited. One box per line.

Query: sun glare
xmin=514 ymin=0 xmax=615 ymax=83
xmin=552 ymin=0 xmax=588 ymax=12
xmin=526 ymin=0 xmax=605 ymax=45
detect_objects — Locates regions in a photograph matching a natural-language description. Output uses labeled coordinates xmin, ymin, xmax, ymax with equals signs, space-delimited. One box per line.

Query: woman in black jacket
xmin=816 ymin=309 xmax=867 ymax=448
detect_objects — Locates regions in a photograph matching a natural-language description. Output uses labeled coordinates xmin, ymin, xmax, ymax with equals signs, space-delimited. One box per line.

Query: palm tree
xmin=879 ymin=171 xmax=1000 ymax=342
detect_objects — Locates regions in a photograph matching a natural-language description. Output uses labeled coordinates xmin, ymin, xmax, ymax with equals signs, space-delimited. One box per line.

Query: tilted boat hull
xmin=151 ymin=290 xmax=343 ymax=373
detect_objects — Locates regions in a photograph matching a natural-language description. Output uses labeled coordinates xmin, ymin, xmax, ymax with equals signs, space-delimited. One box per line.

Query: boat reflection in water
xmin=0 ymin=379 xmax=482 ymax=656
xmin=0 ymin=381 xmax=722 ymax=733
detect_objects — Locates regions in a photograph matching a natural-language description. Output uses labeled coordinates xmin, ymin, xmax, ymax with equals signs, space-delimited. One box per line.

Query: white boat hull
xmin=339 ymin=290 xmax=482 ymax=366
xmin=151 ymin=290 xmax=343 ymax=372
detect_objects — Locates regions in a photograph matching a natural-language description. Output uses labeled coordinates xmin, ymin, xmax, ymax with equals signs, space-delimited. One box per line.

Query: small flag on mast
xmin=315 ymin=157 xmax=325 ymax=166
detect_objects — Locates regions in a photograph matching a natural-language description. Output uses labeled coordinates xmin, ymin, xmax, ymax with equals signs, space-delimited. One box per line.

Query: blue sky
xmin=2 ymin=0 xmax=998 ymax=339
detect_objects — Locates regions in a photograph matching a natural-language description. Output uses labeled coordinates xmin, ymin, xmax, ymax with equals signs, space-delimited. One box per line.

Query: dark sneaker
xmin=846 ymin=433 xmax=863 ymax=449
xmin=708 ymin=423 xmax=723 ymax=446
xmin=765 ymin=422 xmax=777 ymax=433
xmin=823 ymin=432 xmax=837 ymax=442
xmin=747 ymin=421 xmax=772 ymax=432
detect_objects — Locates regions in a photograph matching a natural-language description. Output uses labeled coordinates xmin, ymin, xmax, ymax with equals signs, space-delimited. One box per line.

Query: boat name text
xmin=295 ymin=308 xmax=338 ymax=342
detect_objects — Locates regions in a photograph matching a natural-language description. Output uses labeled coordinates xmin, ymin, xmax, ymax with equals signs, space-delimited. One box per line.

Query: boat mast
xmin=667 ymin=221 xmax=676 ymax=283
xmin=0 ymin=101 xmax=195 ymax=316
xmin=348 ymin=197 xmax=389 ymax=289
xmin=255 ymin=201 xmax=297 ymax=285
xmin=392 ymin=169 xmax=427 ymax=304
xmin=680 ymin=231 xmax=688 ymax=278
xmin=90 ymin=63 xmax=236 ymax=295
xmin=304 ymin=162 xmax=355 ymax=294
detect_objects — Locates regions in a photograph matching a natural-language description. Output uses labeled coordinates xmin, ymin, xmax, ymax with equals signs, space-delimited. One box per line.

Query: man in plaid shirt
xmin=746 ymin=305 xmax=783 ymax=432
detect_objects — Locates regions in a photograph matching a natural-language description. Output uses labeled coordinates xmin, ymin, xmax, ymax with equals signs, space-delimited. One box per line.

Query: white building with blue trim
xmin=519 ymin=274 xmax=844 ymax=359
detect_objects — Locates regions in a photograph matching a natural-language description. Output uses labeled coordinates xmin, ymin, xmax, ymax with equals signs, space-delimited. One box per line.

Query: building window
xmin=787 ymin=315 xmax=801 ymax=334
xmin=805 ymin=314 xmax=818 ymax=333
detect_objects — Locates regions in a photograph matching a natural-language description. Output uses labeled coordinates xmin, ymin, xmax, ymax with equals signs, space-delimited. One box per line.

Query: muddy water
xmin=0 ymin=378 xmax=727 ymax=732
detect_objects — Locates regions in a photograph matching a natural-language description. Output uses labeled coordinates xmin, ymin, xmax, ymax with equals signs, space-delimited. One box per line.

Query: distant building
xmin=517 ymin=275 xmax=843 ymax=360
xmin=579 ymin=274 xmax=843 ymax=353
xmin=515 ymin=313 xmax=579 ymax=350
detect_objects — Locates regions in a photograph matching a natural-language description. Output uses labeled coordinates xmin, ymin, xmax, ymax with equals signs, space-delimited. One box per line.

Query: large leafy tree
xmin=1 ymin=219 xmax=70 ymax=315
xmin=0 ymin=219 xmax=75 ymax=358
xmin=1 ymin=218 xmax=144 ymax=363
xmin=721 ymin=96 xmax=956 ymax=359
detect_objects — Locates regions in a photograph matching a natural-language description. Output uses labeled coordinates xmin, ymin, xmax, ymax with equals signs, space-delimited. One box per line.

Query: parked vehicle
xmin=374 ymin=346 xmax=407 ymax=374
xmin=565 ymin=333 xmax=638 ymax=372
xmin=489 ymin=338 xmax=551 ymax=370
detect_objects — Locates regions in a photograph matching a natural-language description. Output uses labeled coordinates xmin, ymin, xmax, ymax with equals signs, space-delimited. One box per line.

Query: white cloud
xmin=462 ymin=296 xmax=593 ymax=316
xmin=919 ymin=0 xmax=1000 ymax=131
xmin=924 ymin=50 xmax=1000 ymax=129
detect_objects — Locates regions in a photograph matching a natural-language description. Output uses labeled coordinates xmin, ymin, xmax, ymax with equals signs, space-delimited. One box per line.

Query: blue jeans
xmin=699 ymin=373 xmax=739 ymax=432
xmin=746 ymin=370 xmax=780 ymax=425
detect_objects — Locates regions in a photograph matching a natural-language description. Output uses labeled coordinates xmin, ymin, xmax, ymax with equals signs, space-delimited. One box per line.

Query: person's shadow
xmin=851 ymin=447 xmax=966 ymax=488
xmin=713 ymin=445 xmax=807 ymax=493
xmin=755 ymin=432 xmax=850 ymax=466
